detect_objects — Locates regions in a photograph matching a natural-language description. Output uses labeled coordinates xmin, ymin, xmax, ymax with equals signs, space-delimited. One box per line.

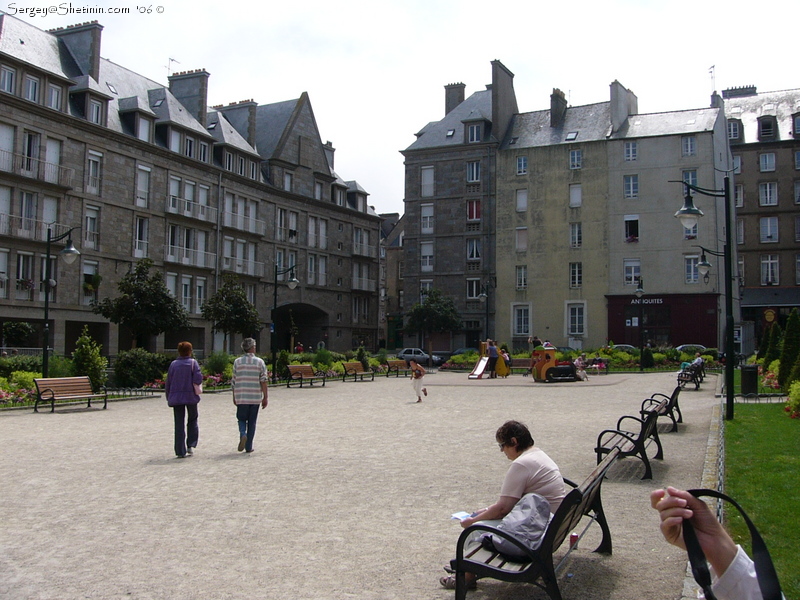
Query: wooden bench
xmin=677 ymin=362 xmax=703 ymax=390
xmin=34 ymin=376 xmax=107 ymax=413
xmin=509 ymin=358 xmax=532 ymax=376
xmin=342 ymin=361 xmax=375 ymax=382
xmin=640 ymin=386 xmax=682 ymax=433
xmin=287 ymin=365 xmax=327 ymax=388
xmin=385 ymin=359 xmax=411 ymax=377
xmin=594 ymin=410 xmax=663 ymax=480
xmin=449 ymin=447 xmax=620 ymax=600
xmin=587 ymin=358 xmax=609 ymax=376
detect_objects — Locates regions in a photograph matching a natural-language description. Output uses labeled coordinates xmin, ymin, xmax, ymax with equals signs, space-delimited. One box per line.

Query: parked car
xmin=396 ymin=348 xmax=444 ymax=365
xmin=675 ymin=344 xmax=706 ymax=353
xmin=611 ymin=344 xmax=638 ymax=352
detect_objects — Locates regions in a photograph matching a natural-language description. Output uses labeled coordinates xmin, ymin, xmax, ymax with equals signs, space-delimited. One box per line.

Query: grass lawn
xmin=725 ymin=403 xmax=799 ymax=598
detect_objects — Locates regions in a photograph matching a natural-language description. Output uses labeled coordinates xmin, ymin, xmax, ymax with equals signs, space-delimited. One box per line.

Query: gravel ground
xmin=0 ymin=370 xmax=719 ymax=600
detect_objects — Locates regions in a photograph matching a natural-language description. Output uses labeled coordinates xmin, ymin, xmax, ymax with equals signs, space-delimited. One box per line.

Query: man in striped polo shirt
xmin=232 ymin=338 xmax=269 ymax=453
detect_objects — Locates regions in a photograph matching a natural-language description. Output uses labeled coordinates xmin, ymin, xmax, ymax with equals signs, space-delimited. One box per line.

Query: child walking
xmin=408 ymin=359 xmax=427 ymax=402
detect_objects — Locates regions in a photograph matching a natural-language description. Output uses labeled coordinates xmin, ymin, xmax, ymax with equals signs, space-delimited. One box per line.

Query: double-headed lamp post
xmin=635 ymin=276 xmax=645 ymax=372
xmin=271 ymin=264 xmax=299 ymax=384
xmin=42 ymin=227 xmax=80 ymax=377
xmin=674 ymin=175 xmax=735 ymax=420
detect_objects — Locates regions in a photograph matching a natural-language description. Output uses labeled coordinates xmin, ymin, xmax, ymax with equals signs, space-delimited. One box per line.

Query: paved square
xmin=0 ymin=371 xmax=718 ymax=599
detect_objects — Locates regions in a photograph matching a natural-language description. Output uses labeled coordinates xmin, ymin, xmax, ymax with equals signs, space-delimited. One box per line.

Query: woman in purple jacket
xmin=165 ymin=341 xmax=203 ymax=458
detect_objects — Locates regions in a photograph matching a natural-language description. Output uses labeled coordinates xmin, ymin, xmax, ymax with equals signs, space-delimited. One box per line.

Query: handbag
xmin=193 ymin=382 xmax=203 ymax=395
xmin=683 ymin=488 xmax=783 ymax=600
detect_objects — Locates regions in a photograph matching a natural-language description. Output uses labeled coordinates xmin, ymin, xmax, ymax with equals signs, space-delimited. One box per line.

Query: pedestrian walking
xmin=165 ymin=341 xmax=203 ymax=458
xmin=409 ymin=359 xmax=427 ymax=402
xmin=232 ymin=338 xmax=269 ymax=453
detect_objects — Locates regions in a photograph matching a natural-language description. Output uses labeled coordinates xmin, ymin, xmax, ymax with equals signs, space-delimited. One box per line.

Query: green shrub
xmin=314 ymin=347 xmax=333 ymax=367
xmin=0 ymin=355 xmax=41 ymax=378
xmin=641 ymin=347 xmax=655 ymax=368
xmin=376 ymin=347 xmax=388 ymax=364
xmin=47 ymin=355 xmax=74 ymax=377
xmin=10 ymin=370 xmax=40 ymax=390
xmin=115 ymin=348 xmax=170 ymax=388
xmin=786 ymin=380 xmax=800 ymax=418
xmin=72 ymin=326 xmax=108 ymax=391
xmin=276 ymin=350 xmax=290 ymax=380
xmin=0 ymin=376 xmax=9 ymax=391
xmin=356 ymin=346 xmax=368 ymax=371
xmin=203 ymin=351 xmax=233 ymax=376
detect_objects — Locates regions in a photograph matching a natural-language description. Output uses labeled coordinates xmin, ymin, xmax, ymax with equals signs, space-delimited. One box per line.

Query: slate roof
xmin=724 ymin=88 xmax=800 ymax=142
xmin=206 ymin=110 xmax=259 ymax=156
xmin=253 ymin=98 xmax=298 ymax=159
xmin=608 ymin=108 xmax=720 ymax=140
xmin=404 ymin=88 xmax=492 ymax=151
xmin=0 ymin=13 xmax=80 ymax=81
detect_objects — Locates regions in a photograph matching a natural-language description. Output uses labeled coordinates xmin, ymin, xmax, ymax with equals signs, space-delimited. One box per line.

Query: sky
xmin=4 ymin=0 xmax=798 ymax=216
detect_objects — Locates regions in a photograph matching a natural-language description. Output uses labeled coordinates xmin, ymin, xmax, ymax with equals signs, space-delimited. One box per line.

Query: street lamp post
xmin=478 ymin=277 xmax=497 ymax=340
xmin=42 ymin=227 xmax=80 ymax=377
xmin=271 ymin=264 xmax=299 ymax=384
xmin=635 ymin=276 xmax=644 ymax=372
xmin=674 ymin=175 xmax=735 ymax=420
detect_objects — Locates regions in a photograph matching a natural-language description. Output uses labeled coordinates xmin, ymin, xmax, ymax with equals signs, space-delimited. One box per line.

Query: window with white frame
xmin=733 ymin=155 xmax=742 ymax=174
xmin=420 ymin=166 xmax=434 ymax=197
xmin=319 ymin=219 xmax=328 ymax=249
xmin=759 ymin=118 xmax=775 ymax=139
xmin=184 ymin=137 xmax=194 ymax=158
xmin=517 ymin=156 xmax=528 ymax=175
xmin=466 ymin=161 xmax=480 ymax=182
xmin=288 ymin=211 xmax=298 ymax=242
xmin=682 ymin=169 xmax=697 ymax=187
xmin=238 ymin=156 xmax=245 ymax=176
xmin=308 ymin=216 xmax=318 ymax=248
xmin=420 ymin=241 xmax=433 ymax=272
xmin=623 ymin=259 xmax=640 ymax=285
xmin=516 ymin=265 xmax=527 ymax=290
xmin=795 ymin=181 xmax=800 ymax=204
xmin=466 ymin=278 xmax=481 ymax=299
xmin=225 ymin=151 xmax=233 ymax=171
xmin=685 ymin=255 xmax=699 ymax=284
xmin=89 ymin=99 xmax=102 ymax=124
xmin=681 ymin=135 xmax=696 ymax=156
xmin=466 ymin=238 xmax=481 ymax=261
xmin=515 ymin=228 xmax=528 ymax=252
xmin=165 ymin=272 xmax=177 ymax=297
xmin=569 ymin=262 xmax=582 ymax=288
xmin=569 ymin=149 xmax=582 ymax=169
xmin=170 ymin=130 xmax=181 ymax=153
xmin=514 ymin=304 xmax=531 ymax=336
xmin=318 ymin=256 xmax=327 ymax=286
xmin=737 ymin=218 xmax=744 ymax=245
xmin=307 ymin=254 xmax=316 ymax=284
xmin=136 ymin=166 xmax=150 ymax=207
xmin=760 ymin=153 xmax=776 ymax=172
xmin=421 ymin=204 xmax=434 ymax=234
xmin=180 ymin=276 xmax=192 ymax=311
xmin=47 ymin=84 xmax=62 ymax=110
xmin=727 ymin=120 xmax=740 ymax=140
xmin=795 ymin=217 xmax=800 ymax=242
xmin=23 ymin=75 xmax=39 ymax=102
xmin=0 ymin=248 xmax=8 ymax=299
xmin=22 ymin=131 xmax=39 ymax=174
xmin=515 ymin=189 xmax=528 ymax=212
xmin=314 ymin=181 xmax=323 ymax=200
xmin=624 ymin=141 xmax=637 ymax=161
xmin=195 ymin=278 xmax=206 ymax=313
xmin=735 ymin=184 xmax=744 ymax=207
xmin=623 ymin=174 xmax=639 ymax=199
xmin=761 ymin=254 xmax=779 ymax=285
xmin=760 ymin=216 xmax=778 ymax=242
xmin=467 ymin=199 xmax=481 ymax=221
xmin=0 ymin=66 xmax=15 ymax=93
xmin=137 ymin=117 xmax=151 ymax=143
xmin=624 ymin=215 xmax=639 ymax=242
xmin=420 ymin=280 xmax=432 ymax=300
xmin=81 ymin=260 xmax=99 ymax=304
xmin=284 ymin=171 xmax=293 ymax=191
xmin=84 ymin=206 xmax=99 ymax=250
xmin=759 ymin=182 xmax=778 ymax=206
xmin=795 ymin=151 xmax=800 ymax=170
xmin=569 ymin=183 xmax=582 ymax=207
xmin=198 ymin=141 xmax=208 ymax=163
xmin=738 ymin=257 xmax=745 ymax=283
xmin=570 ymin=222 xmax=582 ymax=248
xmin=134 ymin=216 xmax=148 ymax=258
xmin=86 ymin=151 xmax=102 ymax=194
xmin=567 ymin=303 xmax=584 ymax=336
xmin=684 ymin=222 xmax=698 ymax=240
xmin=468 ymin=123 xmax=481 ymax=143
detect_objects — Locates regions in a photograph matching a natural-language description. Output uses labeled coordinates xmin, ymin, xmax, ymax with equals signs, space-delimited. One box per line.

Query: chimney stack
xmin=445 ymin=83 xmax=465 ymax=116
xmin=215 ymin=99 xmax=258 ymax=145
xmin=50 ymin=21 xmax=103 ymax=81
xmin=169 ymin=69 xmax=210 ymax=127
xmin=550 ymin=88 xmax=568 ymax=128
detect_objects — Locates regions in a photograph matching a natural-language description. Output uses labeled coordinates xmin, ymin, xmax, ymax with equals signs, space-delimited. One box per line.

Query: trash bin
xmin=741 ymin=364 xmax=759 ymax=395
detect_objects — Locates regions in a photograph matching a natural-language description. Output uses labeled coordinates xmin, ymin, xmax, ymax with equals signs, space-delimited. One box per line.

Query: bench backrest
xmin=343 ymin=361 xmax=367 ymax=373
xmin=386 ymin=360 xmax=407 ymax=368
xmin=639 ymin=409 xmax=660 ymax=439
xmin=540 ymin=447 xmax=620 ymax=555
xmin=665 ymin=385 xmax=681 ymax=408
xmin=288 ymin=365 xmax=315 ymax=377
xmin=34 ymin=376 xmax=95 ymax=396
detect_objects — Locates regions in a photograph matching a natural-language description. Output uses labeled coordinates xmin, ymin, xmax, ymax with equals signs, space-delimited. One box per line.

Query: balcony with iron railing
xmin=223 ymin=212 xmax=267 ymax=236
xmin=164 ymin=245 xmax=217 ymax=269
xmin=167 ymin=195 xmax=218 ymax=223
xmin=353 ymin=242 xmax=377 ymax=258
xmin=222 ymin=256 xmax=265 ymax=278
xmin=0 ymin=148 xmax=74 ymax=187
xmin=0 ymin=214 xmax=72 ymax=242
xmin=352 ymin=276 xmax=377 ymax=292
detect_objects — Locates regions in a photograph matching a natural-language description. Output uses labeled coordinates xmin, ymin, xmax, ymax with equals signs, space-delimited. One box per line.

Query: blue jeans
xmin=237 ymin=404 xmax=260 ymax=452
xmin=173 ymin=404 xmax=198 ymax=457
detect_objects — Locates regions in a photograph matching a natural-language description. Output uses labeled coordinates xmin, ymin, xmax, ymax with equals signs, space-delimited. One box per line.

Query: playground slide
xmin=468 ymin=356 xmax=489 ymax=379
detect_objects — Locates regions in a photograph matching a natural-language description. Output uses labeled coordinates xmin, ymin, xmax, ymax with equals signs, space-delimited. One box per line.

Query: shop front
xmin=606 ymin=293 xmax=720 ymax=350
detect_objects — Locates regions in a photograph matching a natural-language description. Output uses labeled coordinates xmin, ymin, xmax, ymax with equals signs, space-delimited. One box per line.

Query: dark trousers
xmin=237 ymin=404 xmax=260 ymax=452
xmin=173 ymin=404 xmax=199 ymax=457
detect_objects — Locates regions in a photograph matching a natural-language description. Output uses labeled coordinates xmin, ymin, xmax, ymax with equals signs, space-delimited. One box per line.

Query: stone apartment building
xmin=404 ymin=61 xmax=735 ymax=352
xmin=723 ymin=86 xmax=800 ymax=343
xmin=0 ymin=15 xmax=380 ymax=357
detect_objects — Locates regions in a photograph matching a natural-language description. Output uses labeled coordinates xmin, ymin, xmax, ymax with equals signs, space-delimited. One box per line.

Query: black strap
xmin=683 ymin=489 xmax=782 ymax=600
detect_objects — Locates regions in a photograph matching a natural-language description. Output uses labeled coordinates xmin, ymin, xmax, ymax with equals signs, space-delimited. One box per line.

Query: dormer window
xmin=23 ymin=75 xmax=39 ymax=102
xmin=137 ymin=117 xmax=152 ymax=142
xmin=468 ymin=123 xmax=482 ymax=143
xmin=758 ymin=117 xmax=776 ymax=140
xmin=89 ymin=99 xmax=103 ymax=124
xmin=727 ymin=119 xmax=741 ymax=141
xmin=47 ymin=84 xmax=62 ymax=110
xmin=0 ymin=66 xmax=15 ymax=93
xmin=793 ymin=114 xmax=800 ymax=138
xmin=184 ymin=137 xmax=194 ymax=158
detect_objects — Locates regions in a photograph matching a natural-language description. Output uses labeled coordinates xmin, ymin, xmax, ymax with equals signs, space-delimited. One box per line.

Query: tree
xmin=778 ymin=308 xmax=800 ymax=390
xmin=92 ymin=259 xmax=191 ymax=348
xmin=201 ymin=273 xmax=262 ymax=349
xmin=72 ymin=325 xmax=108 ymax=390
xmin=404 ymin=289 xmax=462 ymax=365
xmin=763 ymin=322 xmax=782 ymax=371
xmin=3 ymin=321 xmax=35 ymax=347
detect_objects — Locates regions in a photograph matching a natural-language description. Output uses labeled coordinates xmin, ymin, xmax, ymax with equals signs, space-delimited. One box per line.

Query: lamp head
xmin=634 ymin=277 xmax=644 ymax=298
xmin=287 ymin=274 xmax=299 ymax=290
xmin=59 ymin=239 xmax=80 ymax=265
xmin=674 ymin=191 xmax=704 ymax=230
xmin=697 ymin=253 xmax=712 ymax=277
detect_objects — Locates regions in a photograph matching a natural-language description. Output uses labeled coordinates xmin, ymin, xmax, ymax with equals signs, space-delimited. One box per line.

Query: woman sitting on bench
xmin=440 ymin=420 xmax=565 ymax=590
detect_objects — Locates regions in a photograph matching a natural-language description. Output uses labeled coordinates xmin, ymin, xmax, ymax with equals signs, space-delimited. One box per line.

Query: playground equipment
xmin=531 ymin=346 xmax=577 ymax=382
